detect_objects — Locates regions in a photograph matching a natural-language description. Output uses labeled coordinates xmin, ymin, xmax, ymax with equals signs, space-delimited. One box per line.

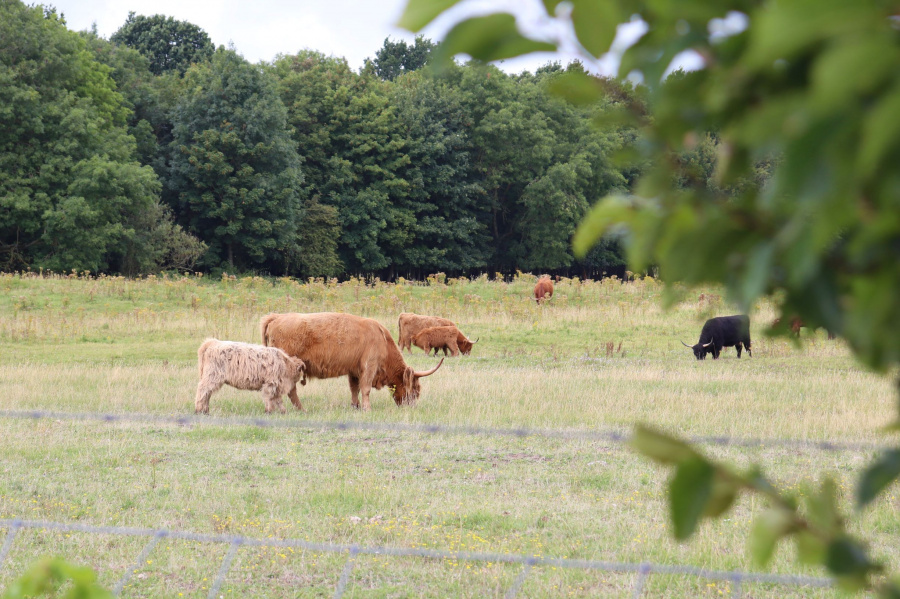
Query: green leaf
xmin=630 ymin=424 xmax=697 ymax=465
xmin=857 ymin=449 xmax=900 ymax=509
xmin=806 ymin=476 xmax=841 ymax=533
xmin=827 ymin=537 xmax=877 ymax=591
xmin=703 ymin=473 xmax=739 ymax=518
xmin=738 ymin=243 xmax=774 ymax=311
xmin=570 ymin=0 xmax=621 ymax=58
xmin=397 ymin=0 xmax=465 ymax=32
xmin=879 ymin=579 xmax=900 ymax=599
xmin=749 ymin=508 xmax=794 ymax=566
xmin=547 ymin=72 xmax=605 ymax=105
xmin=809 ymin=36 xmax=897 ymax=116
xmin=572 ymin=194 xmax=633 ymax=258
xmin=430 ymin=14 xmax=557 ymax=67
xmin=669 ymin=456 xmax=715 ymax=540
xmin=795 ymin=530 xmax=827 ymax=566
xmin=858 ymin=84 xmax=900 ymax=179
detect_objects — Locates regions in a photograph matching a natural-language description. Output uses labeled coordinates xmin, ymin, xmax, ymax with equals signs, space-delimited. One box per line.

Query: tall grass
xmin=0 ymin=272 xmax=895 ymax=597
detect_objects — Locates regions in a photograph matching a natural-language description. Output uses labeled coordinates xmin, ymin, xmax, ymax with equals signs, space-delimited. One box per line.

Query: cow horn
xmin=702 ymin=339 xmax=714 ymax=347
xmin=681 ymin=341 xmax=692 ymax=348
xmin=472 ymin=338 xmax=479 ymax=344
xmin=414 ymin=358 xmax=444 ymax=378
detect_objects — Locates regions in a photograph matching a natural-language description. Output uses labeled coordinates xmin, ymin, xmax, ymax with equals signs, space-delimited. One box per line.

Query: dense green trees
xmin=371 ymin=36 xmax=435 ymax=81
xmin=0 ymin=0 xmax=202 ymax=274
xmin=2 ymin=0 xmax=638 ymax=278
xmin=110 ymin=12 xmax=214 ymax=75
xmin=168 ymin=49 xmax=304 ymax=272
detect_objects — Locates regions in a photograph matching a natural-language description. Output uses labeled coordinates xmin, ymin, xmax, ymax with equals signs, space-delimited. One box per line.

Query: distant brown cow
xmin=773 ymin=317 xmax=836 ymax=340
xmin=195 ymin=339 xmax=306 ymax=414
xmin=412 ymin=325 xmax=478 ymax=357
xmin=261 ymin=312 xmax=442 ymax=411
xmin=398 ymin=313 xmax=455 ymax=353
xmin=534 ymin=276 xmax=554 ymax=303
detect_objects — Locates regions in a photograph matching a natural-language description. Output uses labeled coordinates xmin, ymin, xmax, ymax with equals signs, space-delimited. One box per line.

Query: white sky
xmin=50 ymin=0 xmax=647 ymax=75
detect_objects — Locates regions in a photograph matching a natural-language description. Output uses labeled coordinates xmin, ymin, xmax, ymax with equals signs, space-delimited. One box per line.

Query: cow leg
xmin=746 ymin=340 xmax=752 ymax=357
xmin=735 ymin=343 xmax=743 ymax=358
xmin=194 ymin=376 xmax=224 ymax=414
xmin=262 ymin=384 xmax=285 ymax=414
xmin=359 ymin=381 xmax=373 ymax=411
xmin=348 ymin=376 xmax=360 ymax=409
xmin=288 ymin=384 xmax=303 ymax=411
xmin=449 ymin=340 xmax=459 ymax=357
xmin=712 ymin=346 xmax=721 ymax=359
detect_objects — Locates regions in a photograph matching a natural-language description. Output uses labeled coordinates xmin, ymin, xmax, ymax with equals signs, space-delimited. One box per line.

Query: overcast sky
xmin=49 ymin=0 xmax=638 ymax=74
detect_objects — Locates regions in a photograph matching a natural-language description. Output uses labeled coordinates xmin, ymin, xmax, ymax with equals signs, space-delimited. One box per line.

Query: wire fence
xmin=0 ymin=518 xmax=832 ymax=598
xmin=1 ymin=408 xmax=876 ymax=596
xmin=0 ymin=409 xmax=889 ymax=452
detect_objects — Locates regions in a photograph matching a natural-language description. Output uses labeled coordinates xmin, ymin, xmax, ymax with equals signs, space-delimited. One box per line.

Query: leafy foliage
xmin=0 ymin=0 xmax=201 ymax=274
xmin=1 ymin=557 xmax=112 ymax=599
xmin=110 ymin=12 xmax=214 ymax=76
xmin=371 ymin=35 xmax=435 ymax=81
xmin=167 ymin=48 xmax=303 ymax=272
xmin=400 ymin=0 xmax=900 ymax=592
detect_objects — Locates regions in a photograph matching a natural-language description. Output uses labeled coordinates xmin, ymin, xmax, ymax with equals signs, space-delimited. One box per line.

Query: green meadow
xmin=0 ymin=272 xmax=896 ymax=597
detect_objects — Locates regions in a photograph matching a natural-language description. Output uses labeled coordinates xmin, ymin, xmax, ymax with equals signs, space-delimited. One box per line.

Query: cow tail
xmin=197 ymin=338 xmax=215 ymax=376
xmin=260 ymin=314 xmax=276 ymax=346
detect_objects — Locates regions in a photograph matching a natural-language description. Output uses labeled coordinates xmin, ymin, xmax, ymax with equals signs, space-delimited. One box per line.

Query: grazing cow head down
xmin=458 ymin=335 xmax=478 ymax=356
xmin=681 ymin=339 xmax=714 ymax=360
xmin=287 ymin=356 xmax=307 ymax=385
xmin=394 ymin=359 xmax=444 ymax=405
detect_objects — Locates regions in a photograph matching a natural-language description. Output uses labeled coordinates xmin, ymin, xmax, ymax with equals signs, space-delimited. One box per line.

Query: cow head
xmin=681 ymin=339 xmax=714 ymax=360
xmin=287 ymin=356 xmax=307 ymax=386
xmin=458 ymin=335 xmax=478 ymax=356
xmin=394 ymin=359 xmax=444 ymax=405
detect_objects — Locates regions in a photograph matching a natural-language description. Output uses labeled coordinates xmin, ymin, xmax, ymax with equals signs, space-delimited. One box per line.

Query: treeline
xmin=0 ymin=0 xmax=671 ymax=279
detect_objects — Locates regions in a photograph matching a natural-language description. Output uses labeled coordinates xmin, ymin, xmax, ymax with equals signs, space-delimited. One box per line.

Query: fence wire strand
xmin=0 ymin=518 xmax=831 ymax=595
xmin=112 ymin=532 xmax=164 ymax=596
xmin=0 ymin=409 xmax=887 ymax=452
xmin=0 ymin=521 xmax=21 ymax=571
xmin=0 ymin=408 xmax=862 ymax=595
xmin=208 ymin=539 xmax=242 ymax=599
xmin=333 ymin=547 xmax=359 ymax=599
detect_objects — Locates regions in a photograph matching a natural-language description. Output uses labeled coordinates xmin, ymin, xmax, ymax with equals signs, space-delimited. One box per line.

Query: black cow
xmin=682 ymin=315 xmax=752 ymax=360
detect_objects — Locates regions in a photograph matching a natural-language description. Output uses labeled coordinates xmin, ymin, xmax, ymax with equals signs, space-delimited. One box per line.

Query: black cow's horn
xmin=414 ymin=358 xmax=444 ymax=378
xmin=702 ymin=339 xmax=714 ymax=347
xmin=681 ymin=340 xmax=692 ymax=348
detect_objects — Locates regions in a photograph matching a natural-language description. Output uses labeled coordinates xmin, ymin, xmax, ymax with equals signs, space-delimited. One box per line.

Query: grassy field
xmin=0 ymin=272 xmax=897 ymax=597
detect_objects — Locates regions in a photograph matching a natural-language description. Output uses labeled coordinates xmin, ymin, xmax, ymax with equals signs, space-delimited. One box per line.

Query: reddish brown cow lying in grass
xmin=412 ymin=325 xmax=478 ymax=357
xmin=261 ymin=312 xmax=443 ymax=411
xmin=534 ymin=276 xmax=554 ymax=303
xmin=397 ymin=312 xmax=454 ymax=353
xmin=195 ymin=339 xmax=306 ymax=414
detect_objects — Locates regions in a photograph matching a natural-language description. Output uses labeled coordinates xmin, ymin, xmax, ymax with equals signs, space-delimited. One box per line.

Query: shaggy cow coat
xmin=534 ymin=277 xmax=554 ymax=303
xmin=397 ymin=313 xmax=455 ymax=353
xmin=683 ymin=315 xmax=752 ymax=360
xmin=195 ymin=339 xmax=306 ymax=414
xmin=412 ymin=325 xmax=476 ymax=357
xmin=261 ymin=312 xmax=442 ymax=411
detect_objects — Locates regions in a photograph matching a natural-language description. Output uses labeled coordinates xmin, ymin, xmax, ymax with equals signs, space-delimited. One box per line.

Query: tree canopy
xmin=111 ymin=12 xmax=214 ymax=75
xmin=167 ymin=48 xmax=304 ymax=272
xmin=0 ymin=0 xmax=202 ymax=274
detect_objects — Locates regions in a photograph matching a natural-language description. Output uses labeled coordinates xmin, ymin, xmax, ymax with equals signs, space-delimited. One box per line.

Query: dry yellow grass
xmin=0 ymin=273 xmax=896 ymax=597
